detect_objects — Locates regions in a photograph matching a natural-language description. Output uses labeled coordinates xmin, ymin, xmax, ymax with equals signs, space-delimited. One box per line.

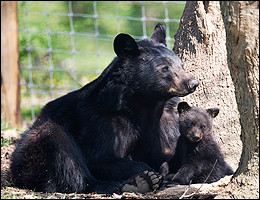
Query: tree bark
xmin=1 ymin=1 xmax=21 ymax=127
xmin=173 ymin=1 xmax=259 ymax=198
xmin=173 ymin=1 xmax=242 ymax=172
xmin=220 ymin=1 xmax=259 ymax=198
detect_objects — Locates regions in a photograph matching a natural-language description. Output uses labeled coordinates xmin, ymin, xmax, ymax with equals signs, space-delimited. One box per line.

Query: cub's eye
xmin=187 ymin=121 xmax=193 ymax=128
xmin=161 ymin=65 xmax=169 ymax=73
xmin=201 ymin=124 xmax=206 ymax=130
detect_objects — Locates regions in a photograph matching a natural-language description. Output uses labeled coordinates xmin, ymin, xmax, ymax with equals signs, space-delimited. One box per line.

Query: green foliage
xmin=1 ymin=137 xmax=15 ymax=147
xmin=21 ymin=105 xmax=42 ymax=121
xmin=17 ymin=1 xmax=186 ymax=121
xmin=1 ymin=116 xmax=16 ymax=146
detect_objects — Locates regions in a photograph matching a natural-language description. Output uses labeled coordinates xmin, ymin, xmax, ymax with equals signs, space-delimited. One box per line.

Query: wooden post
xmin=1 ymin=1 xmax=21 ymax=127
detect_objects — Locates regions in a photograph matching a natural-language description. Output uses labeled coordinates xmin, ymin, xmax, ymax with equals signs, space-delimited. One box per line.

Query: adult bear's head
xmin=113 ymin=23 xmax=199 ymax=100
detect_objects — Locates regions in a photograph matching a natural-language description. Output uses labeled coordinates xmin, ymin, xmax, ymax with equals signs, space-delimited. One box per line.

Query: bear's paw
xmin=121 ymin=170 xmax=162 ymax=193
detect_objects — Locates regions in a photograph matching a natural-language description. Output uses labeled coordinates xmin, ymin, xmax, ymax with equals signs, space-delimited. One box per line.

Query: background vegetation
xmin=17 ymin=1 xmax=185 ymax=122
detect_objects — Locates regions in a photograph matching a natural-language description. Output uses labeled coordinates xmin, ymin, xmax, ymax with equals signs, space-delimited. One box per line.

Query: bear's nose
xmin=188 ymin=79 xmax=199 ymax=92
xmin=193 ymin=135 xmax=201 ymax=141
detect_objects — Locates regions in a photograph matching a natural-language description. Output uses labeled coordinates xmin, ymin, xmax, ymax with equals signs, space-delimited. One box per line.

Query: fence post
xmin=1 ymin=1 xmax=21 ymax=127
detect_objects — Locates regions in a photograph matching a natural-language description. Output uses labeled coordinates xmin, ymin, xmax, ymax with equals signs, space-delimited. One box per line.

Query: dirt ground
xmin=0 ymin=129 xmax=244 ymax=199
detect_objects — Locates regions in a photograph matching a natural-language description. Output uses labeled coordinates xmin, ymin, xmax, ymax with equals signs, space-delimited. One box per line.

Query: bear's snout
xmin=187 ymin=130 xmax=202 ymax=143
xmin=187 ymin=79 xmax=199 ymax=93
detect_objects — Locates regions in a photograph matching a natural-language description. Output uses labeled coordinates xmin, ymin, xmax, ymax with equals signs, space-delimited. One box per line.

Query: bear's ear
xmin=114 ymin=33 xmax=140 ymax=59
xmin=178 ymin=102 xmax=191 ymax=114
xmin=150 ymin=23 xmax=167 ymax=46
xmin=206 ymin=108 xmax=219 ymax=118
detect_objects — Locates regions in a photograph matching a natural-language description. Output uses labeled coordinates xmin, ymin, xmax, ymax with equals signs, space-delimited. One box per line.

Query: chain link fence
xmin=17 ymin=1 xmax=186 ymax=122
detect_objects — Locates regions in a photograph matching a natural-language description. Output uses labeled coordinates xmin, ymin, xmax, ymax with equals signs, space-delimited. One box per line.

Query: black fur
xmin=167 ymin=102 xmax=234 ymax=185
xmin=10 ymin=24 xmax=198 ymax=194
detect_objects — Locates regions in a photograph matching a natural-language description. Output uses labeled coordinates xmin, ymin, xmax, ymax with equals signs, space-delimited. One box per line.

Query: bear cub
xmin=165 ymin=102 xmax=234 ymax=185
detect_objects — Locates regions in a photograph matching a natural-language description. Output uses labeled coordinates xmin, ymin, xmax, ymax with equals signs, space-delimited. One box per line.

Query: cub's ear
xmin=206 ymin=108 xmax=219 ymax=118
xmin=150 ymin=23 xmax=166 ymax=46
xmin=178 ymin=102 xmax=191 ymax=114
xmin=114 ymin=33 xmax=140 ymax=59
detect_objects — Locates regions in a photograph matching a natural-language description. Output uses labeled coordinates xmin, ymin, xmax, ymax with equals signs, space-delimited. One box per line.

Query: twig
xmin=179 ymin=180 xmax=192 ymax=199
xmin=179 ymin=159 xmax=218 ymax=199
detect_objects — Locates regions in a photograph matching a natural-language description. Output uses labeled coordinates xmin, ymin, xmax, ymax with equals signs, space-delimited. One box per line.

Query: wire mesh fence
xmin=17 ymin=1 xmax=186 ymax=122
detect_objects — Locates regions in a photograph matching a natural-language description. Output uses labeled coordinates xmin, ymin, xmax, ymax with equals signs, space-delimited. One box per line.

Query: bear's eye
xmin=161 ymin=66 xmax=169 ymax=73
xmin=187 ymin=121 xmax=193 ymax=128
xmin=201 ymin=124 xmax=206 ymax=130
xmin=162 ymin=65 xmax=169 ymax=73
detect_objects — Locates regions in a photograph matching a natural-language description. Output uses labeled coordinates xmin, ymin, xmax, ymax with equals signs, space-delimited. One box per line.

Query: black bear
xmin=159 ymin=96 xmax=181 ymax=164
xmin=165 ymin=102 xmax=234 ymax=185
xmin=10 ymin=23 xmax=199 ymax=194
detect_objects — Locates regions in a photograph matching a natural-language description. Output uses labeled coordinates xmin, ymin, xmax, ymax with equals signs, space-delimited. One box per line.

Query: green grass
xmin=1 ymin=137 xmax=15 ymax=147
xmin=21 ymin=105 xmax=43 ymax=121
xmin=1 ymin=116 xmax=16 ymax=146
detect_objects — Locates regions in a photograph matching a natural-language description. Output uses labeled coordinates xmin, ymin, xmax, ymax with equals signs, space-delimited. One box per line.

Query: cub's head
xmin=177 ymin=102 xmax=219 ymax=143
xmin=113 ymin=23 xmax=199 ymax=100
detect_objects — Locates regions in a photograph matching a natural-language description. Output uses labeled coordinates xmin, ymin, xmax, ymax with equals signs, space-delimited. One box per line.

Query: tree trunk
xmin=1 ymin=1 xmax=21 ymax=127
xmin=173 ymin=1 xmax=242 ymax=172
xmin=220 ymin=1 xmax=259 ymax=198
xmin=173 ymin=1 xmax=259 ymax=198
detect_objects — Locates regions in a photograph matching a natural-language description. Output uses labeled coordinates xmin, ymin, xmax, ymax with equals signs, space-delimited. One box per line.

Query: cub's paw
xmin=121 ymin=170 xmax=162 ymax=193
xmin=160 ymin=173 xmax=177 ymax=188
xmin=159 ymin=161 xmax=176 ymax=188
